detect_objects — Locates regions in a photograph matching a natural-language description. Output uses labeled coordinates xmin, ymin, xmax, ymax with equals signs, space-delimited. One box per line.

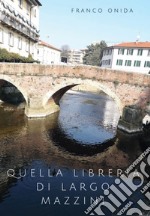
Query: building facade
xmin=68 ymin=49 xmax=85 ymax=64
xmin=37 ymin=40 xmax=61 ymax=64
xmin=101 ymin=42 xmax=150 ymax=74
xmin=0 ymin=0 xmax=42 ymax=59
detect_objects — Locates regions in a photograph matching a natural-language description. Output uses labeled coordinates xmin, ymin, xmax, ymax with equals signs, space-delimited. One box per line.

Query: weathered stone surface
xmin=0 ymin=63 xmax=149 ymax=119
xmin=118 ymin=105 xmax=143 ymax=133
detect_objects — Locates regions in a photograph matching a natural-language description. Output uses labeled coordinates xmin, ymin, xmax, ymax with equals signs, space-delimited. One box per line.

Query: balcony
xmin=0 ymin=10 xmax=39 ymax=42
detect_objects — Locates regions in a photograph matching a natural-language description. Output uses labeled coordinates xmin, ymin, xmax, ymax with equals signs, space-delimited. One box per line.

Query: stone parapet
xmin=0 ymin=63 xmax=149 ymax=129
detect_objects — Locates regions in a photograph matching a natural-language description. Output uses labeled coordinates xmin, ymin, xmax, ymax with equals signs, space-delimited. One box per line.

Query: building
xmin=0 ymin=0 xmax=42 ymax=59
xmin=101 ymin=42 xmax=150 ymax=74
xmin=67 ymin=49 xmax=85 ymax=64
xmin=37 ymin=40 xmax=61 ymax=64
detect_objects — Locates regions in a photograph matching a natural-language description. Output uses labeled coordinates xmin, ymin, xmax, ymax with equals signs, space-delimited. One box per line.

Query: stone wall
xmin=0 ymin=63 xmax=149 ymax=118
xmin=0 ymin=64 xmax=149 ymax=86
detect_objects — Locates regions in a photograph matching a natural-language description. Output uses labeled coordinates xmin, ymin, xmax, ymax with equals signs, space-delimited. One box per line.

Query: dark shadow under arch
xmin=48 ymin=123 xmax=116 ymax=156
xmin=0 ymin=79 xmax=25 ymax=105
xmin=51 ymin=84 xmax=78 ymax=105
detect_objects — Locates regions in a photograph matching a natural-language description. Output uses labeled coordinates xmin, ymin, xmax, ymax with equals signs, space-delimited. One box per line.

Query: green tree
xmin=83 ymin=41 xmax=107 ymax=66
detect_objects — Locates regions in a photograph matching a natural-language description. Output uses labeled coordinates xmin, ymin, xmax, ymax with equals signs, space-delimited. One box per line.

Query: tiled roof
xmin=113 ymin=42 xmax=150 ymax=48
xmin=38 ymin=40 xmax=61 ymax=52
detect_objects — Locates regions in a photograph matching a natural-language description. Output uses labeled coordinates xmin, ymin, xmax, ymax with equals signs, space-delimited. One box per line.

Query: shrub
xmin=0 ymin=48 xmax=36 ymax=63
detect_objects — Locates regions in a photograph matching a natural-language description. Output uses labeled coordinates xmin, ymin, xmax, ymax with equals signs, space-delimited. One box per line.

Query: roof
xmin=27 ymin=0 xmax=42 ymax=6
xmin=113 ymin=42 xmax=150 ymax=49
xmin=35 ymin=0 xmax=42 ymax=6
xmin=38 ymin=40 xmax=61 ymax=52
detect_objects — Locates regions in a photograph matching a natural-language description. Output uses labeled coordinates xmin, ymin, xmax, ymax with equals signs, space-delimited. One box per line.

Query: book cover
xmin=0 ymin=0 xmax=150 ymax=215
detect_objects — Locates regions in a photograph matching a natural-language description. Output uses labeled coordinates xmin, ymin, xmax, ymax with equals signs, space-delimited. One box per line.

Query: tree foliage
xmin=83 ymin=41 xmax=107 ymax=66
xmin=60 ymin=45 xmax=70 ymax=58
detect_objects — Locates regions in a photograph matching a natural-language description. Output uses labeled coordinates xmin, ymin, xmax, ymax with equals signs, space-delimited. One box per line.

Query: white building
xmin=37 ymin=40 xmax=61 ymax=64
xmin=0 ymin=0 xmax=42 ymax=59
xmin=101 ymin=42 xmax=150 ymax=74
xmin=68 ymin=49 xmax=85 ymax=64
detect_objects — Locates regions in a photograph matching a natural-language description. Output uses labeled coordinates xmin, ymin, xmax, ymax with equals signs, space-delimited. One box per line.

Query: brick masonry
xmin=0 ymin=63 xmax=149 ymax=118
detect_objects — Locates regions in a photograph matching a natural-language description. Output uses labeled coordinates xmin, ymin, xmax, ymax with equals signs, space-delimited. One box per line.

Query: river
xmin=0 ymin=91 xmax=149 ymax=216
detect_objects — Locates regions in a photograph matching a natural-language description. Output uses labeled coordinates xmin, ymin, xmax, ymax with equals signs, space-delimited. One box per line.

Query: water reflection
xmin=0 ymin=91 xmax=149 ymax=216
xmin=48 ymin=124 xmax=116 ymax=156
xmin=59 ymin=91 xmax=120 ymax=144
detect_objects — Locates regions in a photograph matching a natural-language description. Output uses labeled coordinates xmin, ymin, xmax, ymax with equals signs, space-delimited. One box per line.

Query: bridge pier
xmin=118 ymin=105 xmax=143 ymax=133
xmin=25 ymin=97 xmax=60 ymax=118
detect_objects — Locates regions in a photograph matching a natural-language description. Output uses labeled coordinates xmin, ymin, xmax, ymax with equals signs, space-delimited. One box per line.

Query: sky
xmin=39 ymin=0 xmax=150 ymax=50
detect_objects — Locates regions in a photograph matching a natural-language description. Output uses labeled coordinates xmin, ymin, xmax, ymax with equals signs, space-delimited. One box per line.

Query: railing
xmin=0 ymin=10 xmax=39 ymax=42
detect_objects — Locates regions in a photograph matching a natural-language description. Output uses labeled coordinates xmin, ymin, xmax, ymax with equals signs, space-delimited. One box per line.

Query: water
xmin=0 ymin=91 xmax=149 ymax=216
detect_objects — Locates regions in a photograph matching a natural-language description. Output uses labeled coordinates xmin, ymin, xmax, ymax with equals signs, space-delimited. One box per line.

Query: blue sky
xmin=39 ymin=0 xmax=150 ymax=49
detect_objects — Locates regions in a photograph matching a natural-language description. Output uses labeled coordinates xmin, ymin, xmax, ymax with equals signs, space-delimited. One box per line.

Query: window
xmin=8 ymin=32 xmax=14 ymax=47
xmin=148 ymin=50 xmax=150 ymax=56
xmin=134 ymin=60 xmax=141 ymax=67
xmin=104 ymin=49 xmax=112 ymax=55
xmin=125 ymin=60 xmax=132 ymax=66
xmin=127 ymin=49 xmax=134 ymax=55
xmin=31 ymin=43 xmax=34 ymax=55
xmin=107 ymin=59 xmax=111 ymax=65
xmin=103 ymin=50 xmax=106 ymax=56
xmin=26 ymin=40 xmax=29 ymax=52
xmin=26 ymin=2 xmax=30 ymax=15
xmin=102 ymin=59 xmax=111 ymax=65
xmin=18 ymin=37 xmax=22 ymax=49
xmin=118 ymin=48 xmax=125 ymax=55
xmin=144 ymin=61 xmax=150 ymax=68
xmin=0 ymin=28 xmax=3 ymax=43
xmin=137 ymin=49 xmax=143 ymax=56
xmin=109 ymin=49 xmax=112 ymax=55
xmin=34 ymin=8 xmax=37 ymax=17
xmin=18 ymin=0 xmax=22 ymax=8
xmin=116 ymin=59 xmax=123 ymax=66
xmin=104 ymin=49 xmax=109 ymax=55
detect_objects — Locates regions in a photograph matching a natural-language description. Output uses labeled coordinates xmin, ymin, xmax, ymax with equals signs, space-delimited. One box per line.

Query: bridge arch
xmin=43 ymin=78 xmax=123 ymax=115
xmin=0 ymin=75 xmax=28 ymax=104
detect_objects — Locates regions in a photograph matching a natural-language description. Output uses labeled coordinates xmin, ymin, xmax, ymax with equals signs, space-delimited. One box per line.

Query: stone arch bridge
xmin=0 ymin=64 xmax=149 ymax=123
